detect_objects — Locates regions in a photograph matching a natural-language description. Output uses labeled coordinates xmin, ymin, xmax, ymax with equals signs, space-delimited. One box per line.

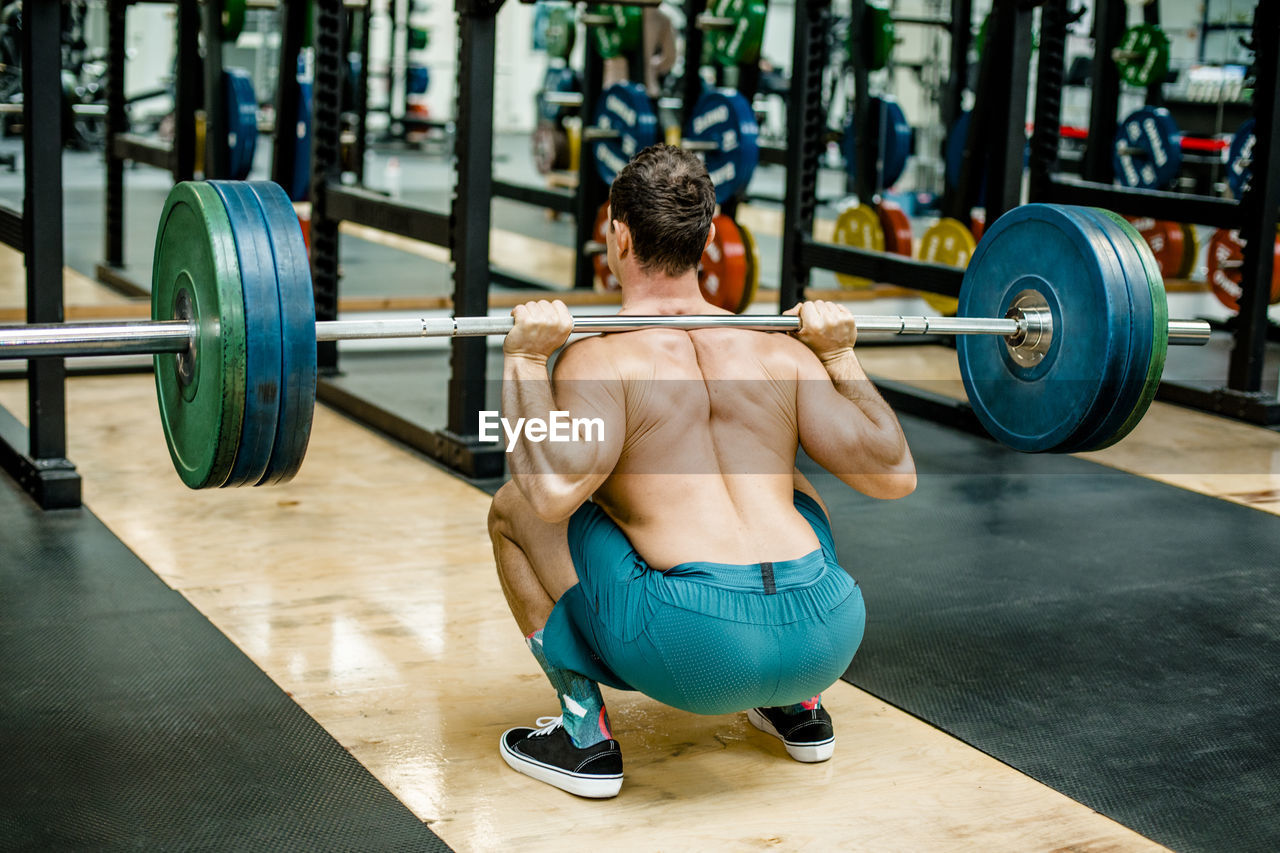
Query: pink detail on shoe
xmin=801 ymin=695 xmax=821 ymax=710
xmin=598 ymin=707 xmax=613 ymax=739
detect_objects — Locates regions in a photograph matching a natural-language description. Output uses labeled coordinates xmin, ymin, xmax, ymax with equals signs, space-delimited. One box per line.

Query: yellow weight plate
xmin=832 ymin=203 xmax=885 ymax=290
xmin=917 ymin=217 xmax=976 ymax=315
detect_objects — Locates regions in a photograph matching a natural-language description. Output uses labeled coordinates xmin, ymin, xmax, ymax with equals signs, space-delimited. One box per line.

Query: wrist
xmin=817 ymin=346 xmax=856 ymax=365
xmin=504 ymin=349 xmax=551 ymax=367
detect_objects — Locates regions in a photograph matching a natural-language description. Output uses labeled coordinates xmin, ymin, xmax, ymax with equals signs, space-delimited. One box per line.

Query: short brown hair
xmin=608 ymin=144 xmax=716 ymax=277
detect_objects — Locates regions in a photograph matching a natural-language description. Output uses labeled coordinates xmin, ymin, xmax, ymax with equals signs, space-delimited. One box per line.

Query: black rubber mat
xmin=798 ymin=417 xmax=1280 ymax=853
xmin=0 ymin=475 xmax=451 ymax=852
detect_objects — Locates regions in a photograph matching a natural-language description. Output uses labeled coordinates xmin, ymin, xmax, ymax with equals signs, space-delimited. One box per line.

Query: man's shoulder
xmin=553 ymin=333 xmax=620 ymax=379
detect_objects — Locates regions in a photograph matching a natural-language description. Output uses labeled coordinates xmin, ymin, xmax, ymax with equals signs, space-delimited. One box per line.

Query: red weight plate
xmin=699 ymin=214 xmax=748 ymax=312
xmin=970 ymin=212 xmax=985 ymax=242
xmin=1207 ymin=229 xmax=1280 ymax=312
xmin=1124 ymin=216 xmax=1184 ymax=278
xmin=876 ymin=200 xmax=913 ymax=257
xmin=592 ymin=202 xmax=621 ymax=293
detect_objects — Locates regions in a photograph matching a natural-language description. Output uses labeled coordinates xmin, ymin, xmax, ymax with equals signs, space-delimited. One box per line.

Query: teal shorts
xmin=542 ymin=491 xmax=866 ymax=715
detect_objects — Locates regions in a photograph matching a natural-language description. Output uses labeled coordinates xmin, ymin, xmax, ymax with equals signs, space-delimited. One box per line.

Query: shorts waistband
xmin=660 ymin=548 xmax=829 ymax=593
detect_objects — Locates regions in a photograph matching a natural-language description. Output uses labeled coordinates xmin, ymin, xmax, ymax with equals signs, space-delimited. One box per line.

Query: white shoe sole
xmin=500 ymin=730 xmax=623 ymax=798
xmin=747 ymin=708 xmax=836 ymax=763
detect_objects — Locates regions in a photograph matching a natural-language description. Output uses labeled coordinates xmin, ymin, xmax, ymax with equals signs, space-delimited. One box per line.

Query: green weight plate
xmin=588 ymin=4 xmax=642 ymax=59
xmin=209 ymin=181 xmax=283 ymax=487
xmin=545 ymin=5 xmax=577 ymax=60
xmin=705 ymin=0 xmax=767 ymax=66
xmin=245 ymin=181 xmax=317 ymax=486
xmin=1090 ymin=210 xmax=1167 ymax=450
xmin=1115 ymin=23 xmax=1170 ymax=88
xmin=861 ymin=2 xmax=894 ymax=71
xmin=409 ymin=27 xmax=430 ymax=51
xmin=223 ymin=0 xmax=246 ymax=42
xmin=152 ymin=183 xmax=247 ymax=489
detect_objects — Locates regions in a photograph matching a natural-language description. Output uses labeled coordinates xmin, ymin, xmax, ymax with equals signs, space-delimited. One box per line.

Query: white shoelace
xmin=530 ymin=715 xmax=563 ymax=737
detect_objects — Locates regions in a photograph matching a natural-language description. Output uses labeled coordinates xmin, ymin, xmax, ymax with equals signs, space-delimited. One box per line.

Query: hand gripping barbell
xmin=0 ymin=181 xmax=1209 ymax=489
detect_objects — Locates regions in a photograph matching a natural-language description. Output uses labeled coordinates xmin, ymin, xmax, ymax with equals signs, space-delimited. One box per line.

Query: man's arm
xmin=789 ymin=301 xmax=916 ymax=499
xmin=502 ymin=300 xmax=625 ymax=522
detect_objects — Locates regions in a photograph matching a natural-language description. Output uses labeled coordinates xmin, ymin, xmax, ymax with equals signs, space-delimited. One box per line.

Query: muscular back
xmin=561 ymin=328 xmax=823 ymax=571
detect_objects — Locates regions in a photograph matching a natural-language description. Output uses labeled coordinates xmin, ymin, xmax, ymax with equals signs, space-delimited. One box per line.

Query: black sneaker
xmin=747 ymin=705 xmax=835 ymax=762
xmin=500 ymin=716 xmax=623 ymax=798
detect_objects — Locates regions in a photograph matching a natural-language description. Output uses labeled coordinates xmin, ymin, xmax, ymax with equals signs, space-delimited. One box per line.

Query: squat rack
xmin=0 ymin=0 xmax=79 ymax=508
xmin=100 ymin=0 xmax=321 ymax=295
xmin=1028 ymin=0 xmax=1279 ymax=425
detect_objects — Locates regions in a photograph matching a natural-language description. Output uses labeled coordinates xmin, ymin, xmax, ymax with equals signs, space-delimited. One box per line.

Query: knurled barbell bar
xmin=0 ymin=182 xmax=1212 ymax=489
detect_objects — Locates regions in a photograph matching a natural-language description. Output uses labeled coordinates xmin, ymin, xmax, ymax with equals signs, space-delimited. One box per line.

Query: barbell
xmin=0 ymin=181 xmax=1210 ymax=489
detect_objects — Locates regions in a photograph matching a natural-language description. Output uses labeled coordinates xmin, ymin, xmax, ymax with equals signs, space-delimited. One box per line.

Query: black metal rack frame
xmin=99 ymin=0 xmax=318 ymax=294
xmin=310 ymin=0 xmax=505 ymax=478
xmin=0 ymin=0 xmax=80 ymax=508
xmin=1028 ymin=0 xmax=1279 ymax=425
xmin=780 ymin=0 xmax=1032 ymax=308
xmin=308 ymin=0 xmax=732 ymax=478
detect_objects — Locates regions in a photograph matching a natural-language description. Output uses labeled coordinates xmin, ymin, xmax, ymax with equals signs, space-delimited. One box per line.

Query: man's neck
xmin=618 ymin=271 xmax=718 ymax=315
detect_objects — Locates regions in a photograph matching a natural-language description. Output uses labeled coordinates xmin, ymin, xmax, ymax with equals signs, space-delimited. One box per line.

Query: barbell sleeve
xmin=0 ymin=314 xmax=1212 ymax=361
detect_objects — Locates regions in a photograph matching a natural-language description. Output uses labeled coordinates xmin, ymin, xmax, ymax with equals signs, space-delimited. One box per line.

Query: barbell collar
xmin=579 ymin=13 xmax=614 ymax=26
xmin=542 ymin=91 xmax=584 ymax=107
xmin=582 ymin=127 xmax=621 ymax=141
xmin=695 ymin=14 xmax=737 ymax=30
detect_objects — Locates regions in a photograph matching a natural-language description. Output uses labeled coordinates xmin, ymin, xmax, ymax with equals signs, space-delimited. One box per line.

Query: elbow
xmin=866 ymin=443 xmax=916 ymax=500
xmin=515 ymin=476 xmax=587 ymax=523
xmin=879 ymin=469 xmax=916 ymax=500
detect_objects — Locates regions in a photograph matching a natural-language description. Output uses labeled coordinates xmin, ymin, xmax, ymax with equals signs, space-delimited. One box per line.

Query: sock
xmin=778 ymin=694 xmax=821 ymax=714
xmin=526 ymin=628 xmax=612 ymax=748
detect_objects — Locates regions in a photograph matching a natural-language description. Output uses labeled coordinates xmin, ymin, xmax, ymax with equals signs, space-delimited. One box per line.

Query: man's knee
xmin=489 ymin=482 xmax=522 ymax=545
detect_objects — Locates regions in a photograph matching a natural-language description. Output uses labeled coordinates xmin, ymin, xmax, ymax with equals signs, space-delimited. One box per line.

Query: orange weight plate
xmin=699 ymin=214 xmax=749 ymax=312
xmin=877 ymin=200 xmax=913 ymax=257
xmin=1124 ymin=216 xmax=1185 ymax=279
xmin=591 ymin=202 xmax=621 ymax=293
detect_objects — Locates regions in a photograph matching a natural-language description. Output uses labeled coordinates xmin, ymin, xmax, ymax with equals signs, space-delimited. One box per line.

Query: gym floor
xmin=2 ymin=141 xmax=1280 ymax=851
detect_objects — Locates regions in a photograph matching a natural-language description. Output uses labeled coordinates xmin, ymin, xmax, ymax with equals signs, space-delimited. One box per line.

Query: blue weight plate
xmin=1055 ymin=207 xmax=1152 ymax=453
xmin=406 ymin=65 xmax=430 ymax=95
xmin=1063 ymin=208 xmax=1161 ymax=452
xmin=591 ymin=81 xmax=659 ymax=186
xmin=684 ymin=87 xmax=759 ymax=204
xmin=1227 ymin=118 xmax=1255 ymax=199
xmin=245 ymin=181 xmax=317 ymax=485
xmin=289 ymin=80 xmax=313 ymax=201
xmin=208 ymin=181 xmax=283 ymax=487
xmin=944 ymin=110 xmax=974 ymax=195
xmin=842 ymin=96 xmax=911 ymax=191
xmin=539 ymin=67 xmax=582 ymax=124
xmin=1112 ymin=107 xmax=1182 ymax=190
xmin=957 ymin=204 xmax=1128 ymax=452
xmin=224 ymin=69 xmax=258 ymax=180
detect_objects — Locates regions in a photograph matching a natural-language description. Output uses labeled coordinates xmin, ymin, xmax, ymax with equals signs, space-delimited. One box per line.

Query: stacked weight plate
xmin=152 ymin=181 xmax=316 ymax=489
xmin=957 ymin=204 xmax=1167 ymax=453
xmin=224 ymin=69 xmax=259 ymax=180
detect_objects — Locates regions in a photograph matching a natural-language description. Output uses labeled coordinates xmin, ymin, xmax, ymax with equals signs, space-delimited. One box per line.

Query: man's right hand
xmin=785 ymin=300 xmax=858 ymax=363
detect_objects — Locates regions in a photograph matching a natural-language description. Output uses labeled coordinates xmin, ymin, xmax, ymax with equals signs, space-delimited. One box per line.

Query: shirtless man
xmin=489 ymin=145 xmax=916 ymax=798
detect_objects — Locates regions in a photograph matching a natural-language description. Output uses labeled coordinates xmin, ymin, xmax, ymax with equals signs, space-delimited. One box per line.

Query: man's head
xmin=607 ymin=144 xmax=716 ymax=279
